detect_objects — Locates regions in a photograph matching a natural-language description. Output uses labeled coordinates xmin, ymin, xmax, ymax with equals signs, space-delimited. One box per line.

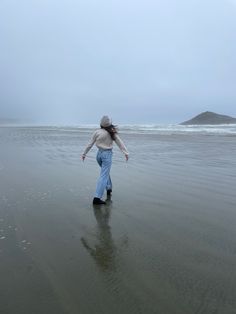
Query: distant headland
xmin=0 ymin=118 xmax=21 ymax=125
xmin=0 ymin=118 xmax=28 ymax=125
xmin=180 ymin=111 xmax=236 ymax=125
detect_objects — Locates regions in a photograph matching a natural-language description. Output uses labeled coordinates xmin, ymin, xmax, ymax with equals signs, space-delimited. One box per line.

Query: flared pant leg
xmin=95 ymin=150 xmax=113 ymax=199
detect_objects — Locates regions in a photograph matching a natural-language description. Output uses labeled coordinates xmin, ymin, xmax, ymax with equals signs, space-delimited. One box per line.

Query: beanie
xmin=100 ymin=115 xmax=111 ymax=127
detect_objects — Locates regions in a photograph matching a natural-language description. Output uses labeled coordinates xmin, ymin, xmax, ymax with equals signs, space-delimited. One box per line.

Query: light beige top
xmin=83 ymin=129 xmax=129 ymax=156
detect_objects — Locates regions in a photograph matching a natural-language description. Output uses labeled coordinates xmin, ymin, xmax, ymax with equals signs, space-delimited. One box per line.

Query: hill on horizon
xmin=180 ymin=111 xmax=236 ymax=125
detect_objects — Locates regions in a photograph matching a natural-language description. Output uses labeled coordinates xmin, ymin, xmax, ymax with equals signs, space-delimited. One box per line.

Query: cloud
xmin=0 ymin=0 xmax=236 ymax=123
xmin=227 ymin=0 xmax=236 ymax=7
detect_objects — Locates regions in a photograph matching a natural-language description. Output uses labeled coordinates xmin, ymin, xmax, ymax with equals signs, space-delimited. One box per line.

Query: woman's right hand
xmin=82 ymin=154 xmax=86 ymax=161
xmin=125 ymin=154 xmax=129 ymax=161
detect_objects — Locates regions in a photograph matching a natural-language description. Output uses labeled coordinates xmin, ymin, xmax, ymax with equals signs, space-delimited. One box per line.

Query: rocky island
xmin=180 ymin=111 xmax=236 ymax=125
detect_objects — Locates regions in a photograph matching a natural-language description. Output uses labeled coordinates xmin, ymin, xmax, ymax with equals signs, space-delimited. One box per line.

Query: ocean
xmin=2 ymin=123 xmax=236 ymax=135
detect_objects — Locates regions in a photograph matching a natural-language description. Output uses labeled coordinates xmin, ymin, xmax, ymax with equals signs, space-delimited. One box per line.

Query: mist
xmin=1 ymin=0 xmax=236 ymax=124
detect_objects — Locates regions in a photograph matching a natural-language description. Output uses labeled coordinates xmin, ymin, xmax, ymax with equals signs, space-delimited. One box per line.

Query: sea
xmin=2 ymin=123 xmax=236 ymax=135
xmin=110 ymin=123 xmax=236 ymax=135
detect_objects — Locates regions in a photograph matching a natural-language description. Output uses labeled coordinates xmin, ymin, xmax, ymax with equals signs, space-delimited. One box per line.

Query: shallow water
xmin=0 ymin=126 xmax=236 ymax=314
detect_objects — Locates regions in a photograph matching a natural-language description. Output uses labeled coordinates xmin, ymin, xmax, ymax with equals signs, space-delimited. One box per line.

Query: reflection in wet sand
xmin=81 ymin=200 xmax=128 ymax=272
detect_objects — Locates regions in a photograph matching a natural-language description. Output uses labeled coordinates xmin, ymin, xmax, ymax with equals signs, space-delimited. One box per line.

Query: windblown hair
xmin=101 ymin=124 xmax=118 ymax=140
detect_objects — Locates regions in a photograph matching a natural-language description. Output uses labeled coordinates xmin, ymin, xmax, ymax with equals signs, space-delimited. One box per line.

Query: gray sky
xmin=0 ymin=0 xmax=236 ymax=124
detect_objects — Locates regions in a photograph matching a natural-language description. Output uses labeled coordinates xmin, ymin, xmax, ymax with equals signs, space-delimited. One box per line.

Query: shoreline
xmin=0 ymin=126 xmax=236 ymax=314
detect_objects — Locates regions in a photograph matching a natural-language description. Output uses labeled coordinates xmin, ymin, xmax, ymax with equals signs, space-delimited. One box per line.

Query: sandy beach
xmin=0 ymin=126 xmax=236 ymax=314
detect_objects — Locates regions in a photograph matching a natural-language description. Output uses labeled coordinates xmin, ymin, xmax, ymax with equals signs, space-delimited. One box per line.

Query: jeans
xmin=95 ymin=149 xmax=113 ymax=199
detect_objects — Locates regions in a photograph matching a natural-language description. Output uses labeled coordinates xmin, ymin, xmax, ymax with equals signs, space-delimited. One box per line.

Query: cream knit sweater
xmin=83 ymin=129 xmax=129 ymax=156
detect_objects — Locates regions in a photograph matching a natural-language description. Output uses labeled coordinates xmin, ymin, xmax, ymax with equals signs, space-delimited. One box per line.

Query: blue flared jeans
xmin=95 ymin=149 xmax=113 ymax=199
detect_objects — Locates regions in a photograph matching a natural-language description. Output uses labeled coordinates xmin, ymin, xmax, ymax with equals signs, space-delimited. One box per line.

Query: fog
xmin=0 ymin=0 xmax=236 ymax=124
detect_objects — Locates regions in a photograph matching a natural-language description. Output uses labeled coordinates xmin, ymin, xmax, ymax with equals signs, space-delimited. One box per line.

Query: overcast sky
xmin=0 ymin=0 xmax=236 ymax=124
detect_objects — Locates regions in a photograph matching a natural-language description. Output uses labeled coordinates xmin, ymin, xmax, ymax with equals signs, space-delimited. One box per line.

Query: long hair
xmin=101 ymin=124 xmax=118 ymax=140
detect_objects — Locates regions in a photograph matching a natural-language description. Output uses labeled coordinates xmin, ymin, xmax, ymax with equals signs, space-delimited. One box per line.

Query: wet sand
xmin=0 ymin=126 xmax=236 ymax=314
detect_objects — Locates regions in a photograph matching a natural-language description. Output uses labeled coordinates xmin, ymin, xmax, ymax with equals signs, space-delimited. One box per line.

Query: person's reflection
xmin=81 ymin=201 xmax=127 ymax=272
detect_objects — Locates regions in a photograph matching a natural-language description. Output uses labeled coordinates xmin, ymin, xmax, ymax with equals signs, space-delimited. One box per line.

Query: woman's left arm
xmin=82 ymin=131 xmax=97 ymax=160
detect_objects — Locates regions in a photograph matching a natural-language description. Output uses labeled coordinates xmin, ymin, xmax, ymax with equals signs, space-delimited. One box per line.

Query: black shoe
xmin=107 ymin=189 xmax=112 ymax=196
xmin=93 ymin=197 xmax=106 ymax=205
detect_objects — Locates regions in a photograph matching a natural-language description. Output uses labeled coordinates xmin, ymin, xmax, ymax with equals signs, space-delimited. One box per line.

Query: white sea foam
xmin=73 ymin=123 xmax=236 ymax=135
xmin=114 ymin=124 xmax=236 ymax=135
xmin=1 ymin=123 xmax=236 ymax=135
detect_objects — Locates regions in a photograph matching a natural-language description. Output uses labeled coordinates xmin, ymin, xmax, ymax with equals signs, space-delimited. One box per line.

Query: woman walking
xmin=82 ymin=116 xmax=129 ymax=205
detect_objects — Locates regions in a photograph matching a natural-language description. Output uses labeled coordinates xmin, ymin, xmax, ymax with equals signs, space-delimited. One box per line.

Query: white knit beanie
xmin=100 ymin=115 xmax=112 ymax=127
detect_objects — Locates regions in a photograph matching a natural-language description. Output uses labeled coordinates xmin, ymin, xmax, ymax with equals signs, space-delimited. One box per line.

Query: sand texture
xmin=0 ymin=126 xmax=236 ymax=314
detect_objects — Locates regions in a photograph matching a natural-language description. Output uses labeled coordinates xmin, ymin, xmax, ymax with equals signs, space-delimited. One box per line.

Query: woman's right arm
xmin=114 ymin=134 xmax=129 ymax=160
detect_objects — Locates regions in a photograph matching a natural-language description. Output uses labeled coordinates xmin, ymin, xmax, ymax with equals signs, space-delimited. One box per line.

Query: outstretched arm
xmin=114 ymin=134 xmax=129 ymax=160
xmin=82 ymin=131 xmax=97 ymax=160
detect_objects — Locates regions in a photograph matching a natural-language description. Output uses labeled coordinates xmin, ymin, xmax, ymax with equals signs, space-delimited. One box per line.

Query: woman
xmin=82 ymin=116 xmax=129 ymax=205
